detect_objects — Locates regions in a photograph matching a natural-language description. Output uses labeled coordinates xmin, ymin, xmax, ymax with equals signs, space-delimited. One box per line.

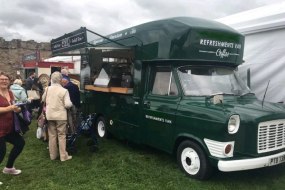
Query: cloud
xmin=0 ymin=0 xmax=284 ymax=42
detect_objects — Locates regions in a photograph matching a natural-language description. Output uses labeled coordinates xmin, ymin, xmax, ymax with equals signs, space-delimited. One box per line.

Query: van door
xmin=142 ymin=66 xmax=180 ymax=152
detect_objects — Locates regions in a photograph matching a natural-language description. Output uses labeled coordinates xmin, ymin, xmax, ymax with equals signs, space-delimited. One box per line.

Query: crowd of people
xmin=0 ymin=69 xmax=80 ymax=185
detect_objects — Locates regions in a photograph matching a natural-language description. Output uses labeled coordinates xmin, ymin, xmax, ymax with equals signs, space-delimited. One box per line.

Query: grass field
xmin=1 ymin=121 xmax=285 ymax=190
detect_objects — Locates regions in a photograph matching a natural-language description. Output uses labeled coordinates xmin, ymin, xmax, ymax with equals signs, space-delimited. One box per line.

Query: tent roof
xmin=216 ymin=2 xmax=285 ymax=34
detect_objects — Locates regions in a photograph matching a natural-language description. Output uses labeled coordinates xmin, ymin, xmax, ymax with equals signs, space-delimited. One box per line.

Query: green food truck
xmin=51 ymin=17 xmax=285 ymax=180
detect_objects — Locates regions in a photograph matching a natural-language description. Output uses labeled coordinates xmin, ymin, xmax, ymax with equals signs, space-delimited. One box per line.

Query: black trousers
xmin=0 ymin=132 xmax=25 ymax=168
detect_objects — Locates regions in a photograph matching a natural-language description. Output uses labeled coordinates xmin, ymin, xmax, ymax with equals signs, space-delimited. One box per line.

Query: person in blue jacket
xmin=10 ymin=79 xmax=30 ymax=103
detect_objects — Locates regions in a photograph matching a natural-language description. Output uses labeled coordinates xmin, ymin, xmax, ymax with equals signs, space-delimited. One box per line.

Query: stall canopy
xmin=217 ymin=2 xmax=285 ymax=103
xmin=51 ymin=27 xmax=129 ymax=56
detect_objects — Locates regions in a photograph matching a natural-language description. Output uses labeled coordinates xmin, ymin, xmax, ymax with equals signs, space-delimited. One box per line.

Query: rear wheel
xmin=177 ymin=140 xmax=212 ymax=180
xmin=95 ymin=116 xmax=107 ymax=138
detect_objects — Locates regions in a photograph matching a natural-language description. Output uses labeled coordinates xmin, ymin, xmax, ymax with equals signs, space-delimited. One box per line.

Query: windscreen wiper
xmin=208 ymin=92 xmax=235 ymax=97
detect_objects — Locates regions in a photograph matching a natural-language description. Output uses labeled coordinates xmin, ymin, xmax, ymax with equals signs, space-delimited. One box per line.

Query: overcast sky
xmin=0 ymin=0 xmax=284 ymax=42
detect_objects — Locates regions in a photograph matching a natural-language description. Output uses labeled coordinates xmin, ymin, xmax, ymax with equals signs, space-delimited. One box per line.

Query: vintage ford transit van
xmin=52 ymin=17 xmax=285 ymax=180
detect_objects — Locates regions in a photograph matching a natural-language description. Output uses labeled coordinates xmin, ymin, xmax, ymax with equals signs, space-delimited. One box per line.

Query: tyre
xmin=177 ymin=140 xmax=212 ymax=180
xmin=95 ymin=116 xmax=107 ymax=138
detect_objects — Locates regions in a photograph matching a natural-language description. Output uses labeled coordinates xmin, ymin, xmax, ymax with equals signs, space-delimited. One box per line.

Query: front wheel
xmin=95 ymin=116 xmax=107 ymax=138
xmin=177 ymin=140 xmax=212 ymax=180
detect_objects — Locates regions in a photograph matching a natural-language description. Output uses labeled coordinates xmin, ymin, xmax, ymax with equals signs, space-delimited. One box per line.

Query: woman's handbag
xmin=36 ymin=126 xmax=44 ymax=139
xmin=37 ymin=110 xmax=46 ymax=128
xmin=37 ymin=106 xmax=48 ymax=140
xmin=37 ymin=87 xmax=48 ymax=140
xmin=27 ymin=90 xmax=40 ymax=100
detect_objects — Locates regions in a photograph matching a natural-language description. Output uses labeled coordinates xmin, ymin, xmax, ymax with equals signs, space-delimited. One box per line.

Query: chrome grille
xmin=258 ymin=119 xmax=285 ymax=153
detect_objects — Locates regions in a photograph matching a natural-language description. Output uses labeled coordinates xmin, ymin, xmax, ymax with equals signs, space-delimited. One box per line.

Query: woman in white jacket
xmin=42 ymin=72 xmax=73 ymax=162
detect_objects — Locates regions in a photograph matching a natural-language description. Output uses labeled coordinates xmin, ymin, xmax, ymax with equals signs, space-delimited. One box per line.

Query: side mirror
xmin=206 ymin=94 xmax=224 ymax=105
xmin=213 ymin=94 xmax=224 ymax=104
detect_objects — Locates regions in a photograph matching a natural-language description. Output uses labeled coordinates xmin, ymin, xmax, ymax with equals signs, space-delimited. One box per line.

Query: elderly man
xmin=61 ymin=75 xmax=80 ymax=134
xmin=61 ymin=69 xmax=70 ymax=82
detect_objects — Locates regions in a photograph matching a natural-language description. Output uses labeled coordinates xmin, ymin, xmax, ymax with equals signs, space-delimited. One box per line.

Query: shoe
xmin=3 ymin=167 xmax=21 ymax=175
xmin=50 ymin=157 xmax=59 ymax=161
xmin=61 ymin=156 xmax=72 ymax=162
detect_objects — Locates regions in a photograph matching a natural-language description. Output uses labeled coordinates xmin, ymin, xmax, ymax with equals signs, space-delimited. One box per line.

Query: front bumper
xmin=218 ymin=151 xmax=285 ymax=172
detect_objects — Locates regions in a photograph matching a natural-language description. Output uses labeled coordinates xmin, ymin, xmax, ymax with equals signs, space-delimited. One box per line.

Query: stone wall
xmin=0 ymin=37 xmax=51 ymax=78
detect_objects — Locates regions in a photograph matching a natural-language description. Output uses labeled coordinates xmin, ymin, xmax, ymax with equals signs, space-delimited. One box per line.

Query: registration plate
xmin=269 ymin=154 xmax=285 ymax=166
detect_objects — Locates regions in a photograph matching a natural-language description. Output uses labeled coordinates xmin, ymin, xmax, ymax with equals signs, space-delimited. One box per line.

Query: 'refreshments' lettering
xmin=200 ymin=39 xmax=241 ymax=49
xmin=145 ymin=115 xmax=172 ymax=124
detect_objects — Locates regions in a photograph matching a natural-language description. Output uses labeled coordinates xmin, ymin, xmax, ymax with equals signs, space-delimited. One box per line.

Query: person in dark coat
xmin=32 ymin=77 xmax=43 ymax=118
xmin=61 ymin=75 xmax=80 ymax=134
xmin=26 ymin=72 xmax=43 ymax=115
xmin=25 ymin=72 xmax=35 ymax=90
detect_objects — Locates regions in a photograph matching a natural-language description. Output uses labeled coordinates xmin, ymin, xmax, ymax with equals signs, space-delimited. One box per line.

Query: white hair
xmin=13 ymin=79 xmax=23 ymax=85
xmin=51 ymin=71 xmax=63 ymax=84
xmin=61 ymin=68 xmax=68 ymax=76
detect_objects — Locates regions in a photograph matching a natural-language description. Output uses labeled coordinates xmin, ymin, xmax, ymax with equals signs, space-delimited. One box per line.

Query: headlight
xmin=228 ymin=115 xmax=240 ymax=134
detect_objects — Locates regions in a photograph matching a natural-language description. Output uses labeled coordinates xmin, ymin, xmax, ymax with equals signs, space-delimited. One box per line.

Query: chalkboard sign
xmin=51 ymin=27 xmax=87 ymax=54
xmin=22 ymin=51 xmax=39 ymax=62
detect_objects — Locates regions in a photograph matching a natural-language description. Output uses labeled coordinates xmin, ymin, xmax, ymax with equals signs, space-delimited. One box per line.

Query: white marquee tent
xmin=217 ymin=2 xmax=285 ymax=103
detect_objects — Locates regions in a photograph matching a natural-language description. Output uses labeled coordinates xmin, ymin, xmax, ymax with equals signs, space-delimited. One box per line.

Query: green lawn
xmin=1 ymin=121 xmax=285 ymax=190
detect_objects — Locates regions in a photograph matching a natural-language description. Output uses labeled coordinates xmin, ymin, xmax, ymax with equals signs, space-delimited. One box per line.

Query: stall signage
xmin=145 ymin=115 xmax=172 ymax=124
xmin=199 ymin=38 xmax=242 ymax=59
xmin=188 ymin=30 xmax=244 ymax=65
xmin=92 ymin=28 xmax=137 ymax=45
xmin=22 ymin=51 xmax=39 ymax=62
xmin=51 ymin=27 xmax=87 ymax=54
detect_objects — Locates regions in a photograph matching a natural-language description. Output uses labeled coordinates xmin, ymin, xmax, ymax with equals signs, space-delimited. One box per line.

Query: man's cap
xmin=62 ymin=75 xmax=70 ymax=81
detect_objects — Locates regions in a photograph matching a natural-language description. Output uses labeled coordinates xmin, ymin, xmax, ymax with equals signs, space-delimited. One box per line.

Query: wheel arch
xmin=94 ymin=113 xmax=104 ymax=122
xmin=173 ymin=134 xmax=209 ymax=157
xmin=175 ymin=134 xmax=214 ymax=180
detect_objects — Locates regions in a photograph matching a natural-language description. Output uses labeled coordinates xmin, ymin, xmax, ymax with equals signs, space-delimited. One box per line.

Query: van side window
xmin=151 ymin=67 xmax=178 ymax=96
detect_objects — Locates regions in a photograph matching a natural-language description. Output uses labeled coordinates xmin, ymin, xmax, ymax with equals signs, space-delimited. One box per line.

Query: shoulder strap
xmin=44 ymin=87 xmax=49 ymax=105
xmin=45 ymin=87 xmax=49 ymax=101
xmin=42 ymin=87 xmax=49 ymax=116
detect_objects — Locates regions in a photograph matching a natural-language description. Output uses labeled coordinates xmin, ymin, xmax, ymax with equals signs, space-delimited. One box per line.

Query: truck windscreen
xmin=177 ymin=66 xmax=251 ymax=96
